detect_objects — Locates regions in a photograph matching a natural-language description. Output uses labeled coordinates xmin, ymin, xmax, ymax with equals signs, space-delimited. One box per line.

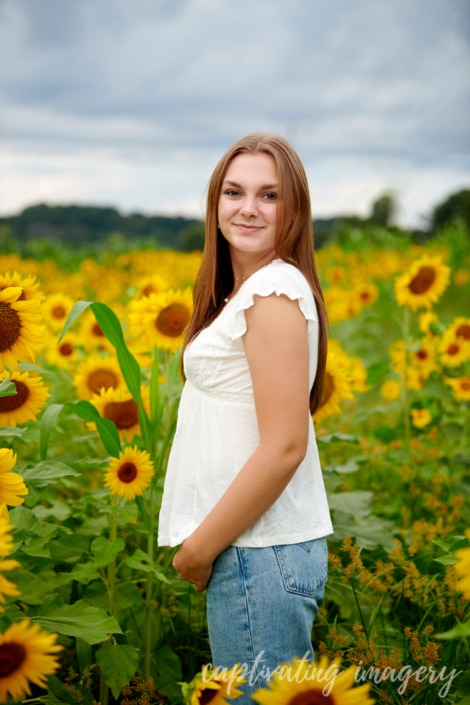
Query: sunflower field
xmin=0 ymin=221 xmax=469 ymax=705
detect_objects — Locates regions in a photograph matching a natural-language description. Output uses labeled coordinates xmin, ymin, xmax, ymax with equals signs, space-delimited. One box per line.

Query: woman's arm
xmin=172 ymin=293 xmax=311 ymax=591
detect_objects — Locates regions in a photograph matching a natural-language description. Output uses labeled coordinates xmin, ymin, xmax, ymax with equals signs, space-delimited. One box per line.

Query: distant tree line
xmin=0 ymin=189 xmax=468 ymax=256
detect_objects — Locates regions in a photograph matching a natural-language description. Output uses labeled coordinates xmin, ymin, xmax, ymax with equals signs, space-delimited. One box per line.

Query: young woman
xmin=158 ymin=133 xmax=333 ymax=699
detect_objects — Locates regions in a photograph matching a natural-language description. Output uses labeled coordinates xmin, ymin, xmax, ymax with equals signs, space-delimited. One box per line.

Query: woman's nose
xmin=240 ymin=196 xmax=257 ymax=216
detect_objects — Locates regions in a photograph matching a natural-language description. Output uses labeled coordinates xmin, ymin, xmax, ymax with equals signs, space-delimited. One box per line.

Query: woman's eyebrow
xmin=222 ymin=179 xmax=279 ymax=189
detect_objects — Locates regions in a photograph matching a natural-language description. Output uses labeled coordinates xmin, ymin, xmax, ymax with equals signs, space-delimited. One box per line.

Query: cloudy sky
xmin=1 ymin=0 xmax=469 ymax=228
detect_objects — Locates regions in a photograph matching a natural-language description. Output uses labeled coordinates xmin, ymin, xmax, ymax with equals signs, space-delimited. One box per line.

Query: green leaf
xmin=39 ymin=403 xmax=64 ymax=461
xmin=328 ymin=491 xmax=373 ymax=518
xmin=0 ymin=377 xmax=16 ymax=397
xmin=124 ymin=549 xmax=171 ymax=583
xmin=22 ymin=460 xmax=81 ymax=488
xmin=95 ymin=643 xmax=140 ymax=699
xmin=91 ymin=536 xmax=125 ymax=567
xmin=49 ymin=534 xmax=90 ymax=563
xmin=67 ymin=399 xmax=121 ymax=457
xmin=317 ymin=433 xmax=359 ymax=444
xmin=33 ymin=598 xmax=122 ymax=644
xmin=436 ymin=619 xmax=470 ymax=640
xmin=57 ymin=300 xmax=92 ymax=343
xmin=0 ymin=426 xmax=27 ymax=438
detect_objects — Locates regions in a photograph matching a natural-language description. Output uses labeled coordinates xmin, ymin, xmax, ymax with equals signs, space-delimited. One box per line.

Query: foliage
xmin=0 ymin=224 xmax=469 ymax=704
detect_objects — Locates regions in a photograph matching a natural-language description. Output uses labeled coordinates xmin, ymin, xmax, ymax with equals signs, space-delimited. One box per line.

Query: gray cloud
xmin=0 ymin=0 xmax=469 ymax=224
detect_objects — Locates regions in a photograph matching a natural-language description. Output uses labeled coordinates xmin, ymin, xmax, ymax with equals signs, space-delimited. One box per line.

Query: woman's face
xmin=217 ymin=152 xmax=278 ymax=260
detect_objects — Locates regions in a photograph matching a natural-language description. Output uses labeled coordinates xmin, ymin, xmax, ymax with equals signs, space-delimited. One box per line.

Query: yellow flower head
xmin=73 ymin=354 xmax=124 ymax=400
xmin=43 ymin=330 xmax=81 ymax=370
xmin=411 ymin=408 xmax=432 ymax=429
xmin=89 ymin=385 xmax=149 ymax=443
xmin=0 ymin=619 xmax=62 ymax=702
xmin=394 ymin=254 xmax=451 ymax=311
xmin=444 ymin=376 xmax=470 ymax=402
xmin=42 ymin=292 xmax=75 ymax=331
xmin=0 ymin=287 xmax=44 ymax=372
xmin=104 ymin=445 xmax=154 ymax=500
xmin=454 ymin=530 xmax=470 ymax=601
xmin=253 ymin=655 xmax=374 ymax=705
xmin=313 ymin=352 xmax=354 ymax=424
xmin=439 ymin=332 xmax=470 ymax=367
xmin=128 ymin=288 xmax=193 ymax=353
xmin=0 ymin=512 xmax=21 ymax=610
xmin=408 ymin=338 xmax=438 ymax=378
xmin=191 ymin=664 xmax=247 ymax=705
xmin=380 ymin=379 xmax=401 ymax=401
xmin=0 ymin=448 xmax=28 ymax=506
xmin=0 ymin=370 xmax=49 ymax=427
xmin=0 ymin=271 xmax=44 ymax=302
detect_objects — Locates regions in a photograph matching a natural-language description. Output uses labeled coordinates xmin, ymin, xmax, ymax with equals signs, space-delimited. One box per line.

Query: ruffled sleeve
xmin=230 ymin=260 xmax=318 ymax=341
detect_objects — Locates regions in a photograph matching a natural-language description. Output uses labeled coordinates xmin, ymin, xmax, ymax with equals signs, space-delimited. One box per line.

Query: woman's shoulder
xmin=248 ymin=258 xmax=312 ymax=295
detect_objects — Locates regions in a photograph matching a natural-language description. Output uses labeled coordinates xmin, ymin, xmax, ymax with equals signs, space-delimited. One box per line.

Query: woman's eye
xmin=225 ymin=189 xmax=239 ymax=197
xmin=263 ymin=192 xmax=277 ymax=201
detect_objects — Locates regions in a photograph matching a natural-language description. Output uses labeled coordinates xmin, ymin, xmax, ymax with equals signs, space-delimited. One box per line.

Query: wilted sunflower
xmin=0 ymin=619 xmax=62 ymax=702
xmin=0 ymin=448 xmax=28 ymax=506
xmin=0 ymin=286 xmax=44 ymax=372
xmin=189 ymin=664 xmax=247 ymax=705
xmin=42 ymin=292 xmax=75 ymax=331
xmin=444 ymin=376 xmax=470 ymax=402
xmin=104 ymin=445 xmax=154 ymax=500
xmin=89 ymin=386 xmax=149 ymax=442
xmin=0 ymin=370 xmax=49 ymax=427
xmin=73 ymin=354 xmax=124 ymax=400
xmin=128 ymin=288 xmax=193 ymax=353
xmin=313 ymin=352 xmax=354 ymax=424
xmin=394 ymin=254 xmax=451 ymax=311
xmin=252 ymin=655 xmax=374 ymax=705
xmin=454 ymin=529 xmax=470 ymax=600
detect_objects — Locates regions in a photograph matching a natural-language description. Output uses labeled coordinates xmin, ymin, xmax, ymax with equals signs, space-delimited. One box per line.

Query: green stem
xmin=401 ymin=306 xmax=412 ymax=455
xmin=144 ymin=483 xmax=155 ymax=681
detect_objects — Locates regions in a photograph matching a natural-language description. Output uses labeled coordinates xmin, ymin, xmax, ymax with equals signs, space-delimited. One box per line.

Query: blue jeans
xmin=206 ymin=537 xmax=328 ymax=703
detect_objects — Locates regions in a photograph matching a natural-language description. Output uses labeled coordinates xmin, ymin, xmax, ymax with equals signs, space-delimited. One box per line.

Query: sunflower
xmin=352 ymin=282 xmax=378 ymax=310
xmin=380 ymin=379 xmax=401 ymax=401
xmin=0 ymin=619 xmax=62 ymax=702
xmin=411 ymin=408 xmax=432 ymax=429
xmin=408 ymin=338 xmax=438 ymax=379
xmin=313 ymin=352 xmax=354 ymax=424
xmin=128 ymin=288 xmax=193 ymax=353
xmin=444 ymin=376 xmax=470 ymax=402
xmin=439 ymin=334 xmax=470 ymax=368
xmin=43 ymin=330 xmax=82 ymax=370
xmin=133 ymin=273 xmax=170 ymax=299
xmin=89 ymin=386 xmax=149 ymax=443
xmin=0 ymin=448 xmax=28 ymax=506
xmin=0 ymin=271 xmax=44 ymax=302
xmin=104 ymin=446 xmax=155 ymax=500
xmin=0 ymin=370 xmax=49 ymax=427
xmin=0 ymin=286 xmax=44 ymax=372
xmin=252 ymin=655 xmax=374 ymax=705
xmin=190 ymin=664 xmax=247 ymax=705
xmin=394 ymin=254 xmax=451 ymax=311
xmin=42 ymin=292 xmax=75 ymax=331
xmin=0 ymin=513 xmax=21 ymax=610
xmin=73 ymin=354 xmax=124 ymax=400
xmin=454 ymin=529 xmax=470 ymax=600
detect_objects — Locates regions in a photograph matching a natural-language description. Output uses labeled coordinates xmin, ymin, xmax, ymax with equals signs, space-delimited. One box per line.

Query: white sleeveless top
xmin=157 ymin=259 xmax=333 ymax=548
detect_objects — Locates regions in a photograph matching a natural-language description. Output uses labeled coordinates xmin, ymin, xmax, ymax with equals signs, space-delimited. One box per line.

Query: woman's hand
xmin=172 ymin=539 xmax=213 ymax=592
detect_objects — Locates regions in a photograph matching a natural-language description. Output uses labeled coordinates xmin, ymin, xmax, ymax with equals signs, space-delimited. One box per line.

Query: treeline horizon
xmin=0 ymin=188 xmax=469 ymax=255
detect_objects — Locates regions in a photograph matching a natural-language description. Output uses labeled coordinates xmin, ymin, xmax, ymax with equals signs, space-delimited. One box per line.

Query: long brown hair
xmin=182 ymin=132 xmax=328 ymax=414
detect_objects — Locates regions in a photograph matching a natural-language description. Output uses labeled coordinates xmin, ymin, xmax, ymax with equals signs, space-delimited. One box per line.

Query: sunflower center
xmin=199 ymin=688 xmax=221 ymax=705
xmin=0 ymin=642 xmax=26 ymax=676
xmin=408 ymin=266 xmax=436 ymax=294
xmin=461 ymin=380 xmax=470 ymax=391
xmin=416 ymin=350 xmax=428 ymax=360
xmin=52 ymin=304 xmax=67 ymax=320
xmin=104 ymin=399 xmax=138 ymax=429
xmin=155 ymin=303 xmax=191 ymax=338
xmin=0 ymin=380 xmax=29 ymax=412
xmin=59 ymin=342 xmax=74 ymax=357
xmin=319 ymin=372 xmax=334 ymax=408
xmin=92 ymin=323 xmax=105 ymax=338
xmin=456 ymin=323 xmax=470 ymax=341
xmin=447 ymin=343 xmax=460 ymax=356
xmin=288 ymin=691 xmax=333 ymax=705
xmin=88 ymin=370 xmax=120 ymax=394
xmin=117 ymin=461 xmax=138 ymax=483
xmin=0 ymin=302 xmax=22 ymax=352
